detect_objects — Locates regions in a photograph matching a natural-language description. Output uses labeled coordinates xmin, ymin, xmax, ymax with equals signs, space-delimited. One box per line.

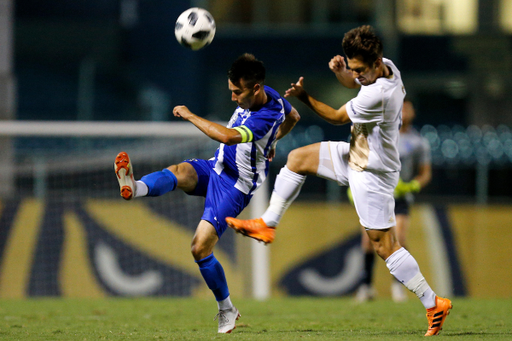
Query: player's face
xmin=346 ymin=56 xmax=379 ymax=86
xmin=229 ymin=78 xmax=257 ymax=110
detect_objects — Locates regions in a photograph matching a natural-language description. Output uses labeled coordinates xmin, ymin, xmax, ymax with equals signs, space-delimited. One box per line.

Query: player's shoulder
xmin=382 ymin=58 xmax=401 ymax=75
xmin=264 ymin=85 xmax=279 ymax=97
xmin=354 ymin=84 xmax=384 ymax=108
xmin=265 ymin=85 xmax=291 ymax=103
xmin=259 ymin=85 xmax=289 ymax=113
xmin=375 ymin=58 xmax=403 ymax=88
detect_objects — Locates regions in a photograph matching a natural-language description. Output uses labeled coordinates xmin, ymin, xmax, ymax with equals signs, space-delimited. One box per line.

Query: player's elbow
xmin=330 ymin=111 xmax=350 ymax=125
xmin=221 ymin=135 xmax=239 ymax=145
xmin=218 ymin=128 xmax=244 ymax=145
xmin=289 ymin=109 xmax=301 ymax=124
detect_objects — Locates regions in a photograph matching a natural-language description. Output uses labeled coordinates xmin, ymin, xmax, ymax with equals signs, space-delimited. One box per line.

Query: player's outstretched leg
xmin=215 ymin=307 xmax=241 ymax=334
xmin=114 ymin=151 xmax=136 ymax=200
xmin=425 ymin=296 xmax=453 ymax=336
xmin=225 ymin=217 xmax=275 ymax=244
xmin=226 ymin=165 xmax=306 ymax=244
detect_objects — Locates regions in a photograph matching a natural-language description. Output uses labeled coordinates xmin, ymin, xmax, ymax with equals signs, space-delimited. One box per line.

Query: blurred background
xmin=8 ymin=0 xmax=512 ymax=202
xmin=0 ymin=0 xmax=511 ymax=299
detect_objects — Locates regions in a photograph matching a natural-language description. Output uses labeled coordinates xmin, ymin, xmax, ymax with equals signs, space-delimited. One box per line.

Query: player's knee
xmin=168 ymin=163 xmax=198 ymax=192
xmin=375 ymin=243 xmax=401 ymax=260
xmin=374 ymin=247 xmax=390 ymax=260
xmin=286 ymin=148 xmax=306 ymax=172
xmin=166 ymin=164 xmax=179 ymax=176
xmin=191 ymin=242 xmax=207 ymax=261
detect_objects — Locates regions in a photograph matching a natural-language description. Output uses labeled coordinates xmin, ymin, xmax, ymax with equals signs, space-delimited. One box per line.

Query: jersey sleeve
xmin=282 ymin=97 xmax=292 ymax=115
xmin=346 ymin=86 xmax=384 ymax=124
xmin=242 ymin=110 xmax=279 ymax=142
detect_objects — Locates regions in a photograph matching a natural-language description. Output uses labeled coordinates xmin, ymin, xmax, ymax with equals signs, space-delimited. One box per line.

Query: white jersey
xmin=346 ymin=58 xmax=405 ymax=173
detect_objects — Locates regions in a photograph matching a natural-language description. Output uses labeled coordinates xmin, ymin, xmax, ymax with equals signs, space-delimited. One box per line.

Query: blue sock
xmin=140 ymin=169 xmax=177 ymax=196
xmin=196 ymin=253 xmax=229 ymax=301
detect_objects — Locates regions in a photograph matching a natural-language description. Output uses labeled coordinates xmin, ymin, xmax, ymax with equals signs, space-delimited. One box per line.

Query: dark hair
xmin=342 ymin=25 xmax=383 ymax=66
xmin=228 ymin=53 xmax=265 ymax=88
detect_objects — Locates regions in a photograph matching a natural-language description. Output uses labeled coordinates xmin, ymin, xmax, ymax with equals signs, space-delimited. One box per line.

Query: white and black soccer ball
xmin=174 ymin=8 xmax=216 ymax=51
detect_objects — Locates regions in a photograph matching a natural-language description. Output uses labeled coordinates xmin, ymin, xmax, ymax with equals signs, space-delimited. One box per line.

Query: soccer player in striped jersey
xmin=226 ymin=26 xmax=451 ymax=336
xmin=114 ymin=53 xmax=300 ymax=333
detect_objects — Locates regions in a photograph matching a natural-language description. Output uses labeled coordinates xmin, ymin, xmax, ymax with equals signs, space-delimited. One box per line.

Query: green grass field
xmin=0 ymin=297 xmax=510 ymax=340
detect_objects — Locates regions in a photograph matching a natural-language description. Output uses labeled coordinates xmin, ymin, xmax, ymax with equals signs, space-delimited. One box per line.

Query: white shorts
xmin=316 ymin=141 xmax=399 ymax=230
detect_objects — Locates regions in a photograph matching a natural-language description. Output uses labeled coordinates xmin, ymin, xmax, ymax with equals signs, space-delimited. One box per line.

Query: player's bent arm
xmin=414 ymin=162 xmax=432 ymax=189
xmin=183 ymin=112 xmax=243 ymax=145
xmin=299 ymin=93 xmax=351 ymax=125
xmin=329 ymin=55 xmax=360 ymax=89
xmin=275 ymin=106 xmax=300 ymax=141
xmin=335 ymin=73 xmax=360 ymax=89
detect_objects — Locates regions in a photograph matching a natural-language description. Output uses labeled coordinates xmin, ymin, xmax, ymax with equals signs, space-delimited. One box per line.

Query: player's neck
xmin=380 ymin=64 xmax=392 ymax=79
xmin=249 ymin=89 xmax=268 ymax=111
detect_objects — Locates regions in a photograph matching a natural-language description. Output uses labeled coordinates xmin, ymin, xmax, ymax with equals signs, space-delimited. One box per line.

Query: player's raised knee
xmin=286 ymin=144 xmax=321 ymax=174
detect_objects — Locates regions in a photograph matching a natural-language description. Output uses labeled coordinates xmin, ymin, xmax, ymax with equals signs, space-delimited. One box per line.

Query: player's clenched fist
xmin=329 ymin=55 xmax=348 ymax=73
xmin=173 ymin=105 xmax=193 ymax=120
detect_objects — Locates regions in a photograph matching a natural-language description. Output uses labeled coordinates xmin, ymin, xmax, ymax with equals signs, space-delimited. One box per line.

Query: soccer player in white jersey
xmin=114 ymin=53 xmax=300 ymax=333
xmin=226 ymin=26 xmax=451 ymax=336
xmin=355 ymin=98 xmax=432 ymax=303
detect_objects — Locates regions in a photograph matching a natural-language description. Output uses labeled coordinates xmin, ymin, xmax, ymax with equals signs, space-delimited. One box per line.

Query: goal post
xmin=0 ymin=120 xmax=269 ymax=299
xmin=249 ymin=180 xmax=271 ymax=300
xmin=0 ymin=120 xmax=203 ymax=137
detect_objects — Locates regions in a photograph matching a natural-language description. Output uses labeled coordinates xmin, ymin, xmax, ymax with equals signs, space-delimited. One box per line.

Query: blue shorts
xmin=184 ymin=158 xmax=251 ymax=237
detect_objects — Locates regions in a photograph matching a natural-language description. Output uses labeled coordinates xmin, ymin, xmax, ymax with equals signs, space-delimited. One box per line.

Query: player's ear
xmin=253 ymin=82 xmax=262 ymax=94
xmin=374 ymin=57 xmax=383 ymax=69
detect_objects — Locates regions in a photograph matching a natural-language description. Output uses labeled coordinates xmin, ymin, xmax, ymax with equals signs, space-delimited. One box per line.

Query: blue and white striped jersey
xmin=212 ymin=85 xmax=292 ymax=195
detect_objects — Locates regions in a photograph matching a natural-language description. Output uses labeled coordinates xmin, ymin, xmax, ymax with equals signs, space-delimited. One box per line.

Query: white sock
xmin=134 ymin=180 xmax=148 ymax=197
xmin=217 ymin=295 xmax=234 ymax=311
xmin=261 ymin=166 xmax=306 ymax=227
xmin=385 ymin=247 xmax=437 ymax=309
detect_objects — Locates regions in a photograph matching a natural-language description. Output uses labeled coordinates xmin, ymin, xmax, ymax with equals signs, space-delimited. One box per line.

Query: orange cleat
xmin=114 ymin=151 xmax=135 ymax=200
xmin=425 ymin=296 xmax=453 ymax=336
xmin=225 ymin=217 xmax=275 ymax=244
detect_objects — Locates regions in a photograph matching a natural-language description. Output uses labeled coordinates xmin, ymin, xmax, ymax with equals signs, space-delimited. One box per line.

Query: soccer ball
xmin=174 ymin=8 xmax=216 ymax=51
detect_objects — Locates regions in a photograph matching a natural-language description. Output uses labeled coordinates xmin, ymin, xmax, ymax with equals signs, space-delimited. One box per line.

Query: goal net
xmin=0 ymin=121 xmax=268 ymax=299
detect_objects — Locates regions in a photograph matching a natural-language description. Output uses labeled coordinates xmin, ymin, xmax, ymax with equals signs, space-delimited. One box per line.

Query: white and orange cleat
xmin=225 ymin=217 xmax=275 ymax=244
xmin=215 ymin=307 xmax=241 ymax=334
xmin=425 ymin=296 xmax=453 ymax=336
xmin=114 ymin=151 xmax=136 ymax=200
